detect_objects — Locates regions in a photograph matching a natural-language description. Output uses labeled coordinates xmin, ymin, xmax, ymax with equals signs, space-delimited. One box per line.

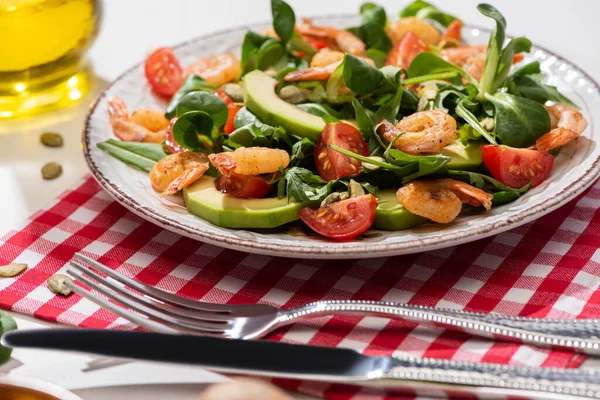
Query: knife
xmin=4 ymin=329 xmax=600 ymax=399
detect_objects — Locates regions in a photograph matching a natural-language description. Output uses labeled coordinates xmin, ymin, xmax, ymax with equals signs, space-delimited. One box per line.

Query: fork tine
xmin=62 ymin=279 xmax=180 ymax=335
xmin=67 ymin=267 xmax=230 ymax=334
xmin=74 ymin=253 xmax=233 ymax=312
xmin=70 ymin=261 xmax=235 ymax=323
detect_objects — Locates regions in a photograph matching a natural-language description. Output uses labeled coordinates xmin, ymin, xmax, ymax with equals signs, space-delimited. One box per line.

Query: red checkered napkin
xmin=1 ymin=175 xmax=600 ymax=399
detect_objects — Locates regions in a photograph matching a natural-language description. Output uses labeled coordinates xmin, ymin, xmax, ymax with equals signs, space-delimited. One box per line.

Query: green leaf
xmin=476 ymin=3 xmax=506 ymax=100
xmin=0 ymin=312 xmax=17 ymax=365
xmin=326 ymin=62 xmax=355 ymax=104
xmin=329 ymin=144 xmax=402 ymax=170
xmin=350 ymin=4 xmax=393 ymax=53
xmin=290 ymin=137 xmax=316 ymax=167
xmin=271 ymin=0 xmax=296 ymax=46
xmin=97 ymin=139 xmax=168 ymax=172
xmin=449 ymin=170 xmax=530 ymax=206
xmin=172 ymin=111 xmax=214 ymax=151
xmin=485 ymin=92 xmax=551 ymax=148
xmin=399 ymin=0 xmax=460 ymax=27
xmin=506 ymin=76 xmax=579 ymax=108
xmin=352 ymin=98 xmax=375 ymax=140
xmin=342 ymin=54 xmax=384 ymax=95
xmin=282 ymin=167 xmax=326 ymax=202
xmin=385 ymin=149 xmax=450 ymax=183
xmin=256 ymin=39 xmax=285 ymax=70
xmin=415 ymin=6 xmax=459 ymax=27
xmin=374 ymin=83 xmax=403 ymax=123
xmin=399 ymin=0 xmax=434 ymax=17
xmin=457 ymin=123 xmax=482 ymax=145
xmin=288 ymin=31 xmax=317 ymax=59
xmin=233 ymin=107 xmax=258 ymax=129
xmin=494 ymin=37 xmax=531 ymax=89
xmin=408 ymin=53 xmax=476 ymax=85
xmin=226 ymin=120 xmax=292 ymax=150
xmin=176 ymin=92 xmax=228 ymax=128
xmin=366 ymin=48 xmax=388 ymax=68
xmin=241 ymin=31 xmax=280 ymax=74
xmin=166 ymin=74 xmax=216 ymax=119
xmin=297 ymin=103 xmax=342 ymax=119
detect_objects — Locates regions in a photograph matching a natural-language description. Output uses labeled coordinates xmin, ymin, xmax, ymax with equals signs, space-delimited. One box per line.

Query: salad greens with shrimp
xmin=98 ymin=0 xmax=587 ymax=240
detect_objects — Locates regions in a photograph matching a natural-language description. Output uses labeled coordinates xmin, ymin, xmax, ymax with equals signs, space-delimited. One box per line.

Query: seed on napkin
xmin=47 ymin=274 xmax=73 ymax=296
xmin=0 ymin=263 xmax=27 ymax=277
xmin=40 ymin=132 xmax=64 ymax=148
xmin=41 ymin=162 xmax=63 ymax=180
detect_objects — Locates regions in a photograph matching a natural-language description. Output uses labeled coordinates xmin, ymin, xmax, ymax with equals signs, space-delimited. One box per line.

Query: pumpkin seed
xmin=278 ymin=86 xmax=310 ymax=104
xmin=41 ymin=162 xmax=62 ymax=180
xmin=348 ymin=179 xmax=365 ymax=198
xmin=481 ymin=117 xmax=495 ymax=132
xmin=439 ymin=38 xmax=460 ymax=49
xmin=222 ymin=83 xmax=244 ymax=103
xmin=0 ymin=263 xmax=27 ymax=277
xmin=47 ymin=274 xmax=72 ymax=296
xmin=362 ymin=156 xmax=386 ymax=171
xmin=320 ymin=191 xmax=349 ymax=207
xmin=417 ymin=84 xmax=439 ymax=112
xmin=40 ymin=132 xmax=64 ymax=147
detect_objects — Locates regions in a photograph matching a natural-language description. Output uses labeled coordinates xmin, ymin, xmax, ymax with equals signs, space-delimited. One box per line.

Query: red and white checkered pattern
xmin=1 ymin=175 xmax=600 ymax=399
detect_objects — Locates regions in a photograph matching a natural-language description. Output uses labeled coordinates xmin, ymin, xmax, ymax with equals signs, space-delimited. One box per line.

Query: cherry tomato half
xmin=144 ymin=47 xmax=184 ymax=98
xmin=440 ymin=20 xmax=463 ymax=42
xmin=165 ymin=117 xmax=188 ymax=154
xmin=215 ymin=173 xmax=272 ymax=199
xmin=385 ymin=32 xmax=429 ymax=68
xmin=214 ymin=88 xmax=242 ymax=134
xmin=314 ymin=122 xmax=369 ymax=182
xmin=481 ymin=145 xmax=555 ymax=189
xmin=299 ymin=194 xmax=377 ymax=240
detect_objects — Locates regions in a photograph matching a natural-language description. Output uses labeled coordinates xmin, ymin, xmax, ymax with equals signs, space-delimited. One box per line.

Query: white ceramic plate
xmin=83 ymin=16 xmax=600 ymax=259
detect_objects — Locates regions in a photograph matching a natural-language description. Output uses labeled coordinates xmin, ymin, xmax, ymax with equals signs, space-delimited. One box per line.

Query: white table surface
xmin=1 ymin=1 xmax=599 ymax=399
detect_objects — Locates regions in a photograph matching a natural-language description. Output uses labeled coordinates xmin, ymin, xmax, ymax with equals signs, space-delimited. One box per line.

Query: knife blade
xmin=4 ymin=329 xmax=600 ymax=399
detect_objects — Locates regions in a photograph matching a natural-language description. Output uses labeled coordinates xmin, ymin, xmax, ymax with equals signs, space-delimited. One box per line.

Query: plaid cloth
xmin=1 ymin=175 xmax=600 ymax=399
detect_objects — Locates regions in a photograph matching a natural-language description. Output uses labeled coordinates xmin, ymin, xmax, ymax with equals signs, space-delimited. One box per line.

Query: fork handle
xmin=280 ymin=300 xmax=600 ymax=355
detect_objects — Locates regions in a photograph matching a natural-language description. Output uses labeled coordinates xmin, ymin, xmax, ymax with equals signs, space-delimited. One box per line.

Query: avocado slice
xmin=184 ymin=177 xmax=306 ymax=229
xmin=243 ymin=70 xmax=325 ymax=141
xmin=373 ymin=189 xmax=428 ymax=231
xmin=442 ymin=140 xmax=483 ymax=171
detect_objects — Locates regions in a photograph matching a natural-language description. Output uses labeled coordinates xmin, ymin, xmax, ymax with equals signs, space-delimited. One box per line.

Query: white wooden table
xmin=1 ymin=1 xmax=599 ymax=398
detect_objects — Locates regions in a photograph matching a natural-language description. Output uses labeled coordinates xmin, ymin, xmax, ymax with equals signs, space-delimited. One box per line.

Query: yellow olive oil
xmin=0 ymin=0 xmax=102 ymax=118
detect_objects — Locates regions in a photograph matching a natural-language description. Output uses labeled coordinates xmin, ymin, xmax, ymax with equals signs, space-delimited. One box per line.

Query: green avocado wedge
xmin=442 ymin=140 xmax=483 ymax=171
xmin=183 ymin=177 xmax=307 ymax=229
xmin=242 ymin=70 xmax=325 ymax=141
xmin=373 ymin=189 xmax=428 ymax=231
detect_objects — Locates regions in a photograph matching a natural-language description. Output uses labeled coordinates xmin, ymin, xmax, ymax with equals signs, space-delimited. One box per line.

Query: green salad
xmin=99 ymin=0 xmax=587 ymax=240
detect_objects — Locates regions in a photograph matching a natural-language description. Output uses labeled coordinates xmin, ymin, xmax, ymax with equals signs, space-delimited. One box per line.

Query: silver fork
xmin=67 ymin=253 xmax=600 ymax=355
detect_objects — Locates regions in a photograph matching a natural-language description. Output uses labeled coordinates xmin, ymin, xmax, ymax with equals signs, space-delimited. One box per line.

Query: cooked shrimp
xmin=149 ymin=152 xmax=210 ymax=197
xmin=296 ymin=19 xmax=366 ymax=56
xmin=440 ymin=45 xmax=524 ymax=81
xmin=533 ymin=105 xmax=588 ymax=152
xmin=310 ymin=49 xmax=345 ymax=68
xmin=208 ymin=147 xmax=290 ymax=175
xmin=397 ymin=179 xmax=493 ymax=224
xmin=387 ymin=17 xmax=441 ymax=45
xmin=377 ymin=111 xmax=457 ymax=155
xmin=284 ymin=54 xmax=375 ymax=83
xmin=107 ymin=96 xmax=167 ymax=143
xmin=183 ymin=53 xmax=241 ymax=86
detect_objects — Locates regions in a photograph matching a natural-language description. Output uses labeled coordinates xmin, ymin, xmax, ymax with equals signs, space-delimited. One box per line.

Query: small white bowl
xmin=0 ymin=375 xmax=82 ymax=400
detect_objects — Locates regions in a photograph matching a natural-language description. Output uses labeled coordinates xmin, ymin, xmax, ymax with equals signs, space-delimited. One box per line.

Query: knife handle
xmin=378 ymin=356 xmax=600 ymax=400
xmin=282 ymin=300 xmax=600 ymax=355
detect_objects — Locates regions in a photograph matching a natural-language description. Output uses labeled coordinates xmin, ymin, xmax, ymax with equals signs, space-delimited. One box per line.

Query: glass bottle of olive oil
xmin=0 ymin=0 xmax=102 ymax=118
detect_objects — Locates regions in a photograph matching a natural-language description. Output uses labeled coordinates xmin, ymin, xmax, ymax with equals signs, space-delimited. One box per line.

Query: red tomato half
xmin=299 ymin=194 xmax=377 ymax=240
xmin=144 ymin=47 xmax=184 ymax=98
xmin=165 ymin=117 xmax=187 ymax=154
xmin=214 ymin=89 xmax=242 ymax=134
xmin=215 ymin=173 xmax=272 ymax=199
xmin=315 ymin=122 xmax=369 ymax=182
xmin=385 ymin=32 xmax=429 ymax=68
xmin=440 ymin=20 xmax=463 ymax=42
xmin=481 ymin=145 xmax=555 ymax=189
